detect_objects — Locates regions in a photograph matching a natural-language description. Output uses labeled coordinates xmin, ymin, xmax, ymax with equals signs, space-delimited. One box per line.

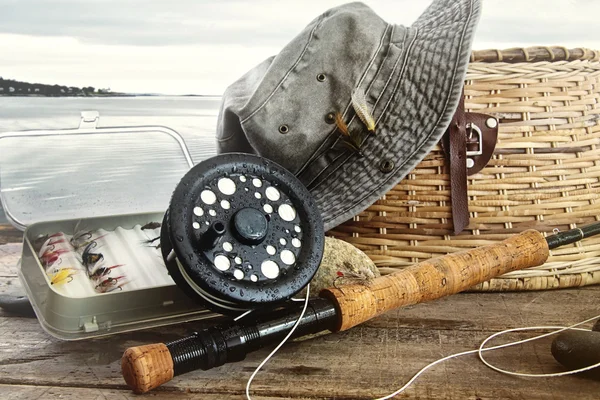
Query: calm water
xmin=0 ymin=96 xmax=223 ymax=226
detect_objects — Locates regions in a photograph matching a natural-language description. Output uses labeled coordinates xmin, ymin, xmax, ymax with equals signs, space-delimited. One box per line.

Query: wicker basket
xmin=330 ymin=46 xmax=600 ymax=291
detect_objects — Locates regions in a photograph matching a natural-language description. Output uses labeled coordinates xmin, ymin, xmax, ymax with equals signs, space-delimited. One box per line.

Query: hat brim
xmin=312 ymin=0 xmax=481 ymax=231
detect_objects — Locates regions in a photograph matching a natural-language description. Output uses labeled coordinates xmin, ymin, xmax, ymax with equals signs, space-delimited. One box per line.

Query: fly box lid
xmin=0 ymin=111 xmax=206 ymax=229
xmin=0 ymin=112 xmax=221 ymax=340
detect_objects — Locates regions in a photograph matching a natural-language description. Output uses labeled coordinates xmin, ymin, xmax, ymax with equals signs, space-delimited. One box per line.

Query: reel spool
xmin=161 ymin=153 xmax=324 ymax=315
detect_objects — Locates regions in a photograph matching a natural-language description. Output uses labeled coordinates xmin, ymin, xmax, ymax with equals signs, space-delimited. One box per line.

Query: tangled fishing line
xmin=245 ymin=307 xmax=600 ymax=400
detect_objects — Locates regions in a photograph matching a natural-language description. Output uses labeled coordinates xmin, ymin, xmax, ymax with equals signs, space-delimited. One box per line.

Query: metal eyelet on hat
xmin=379 ymin=159 xmax=394 ymax=173
xmin=279 ymin=124 xmax=289 ymax=134
xmin=316 ymin=73 xmax=326 ymax=82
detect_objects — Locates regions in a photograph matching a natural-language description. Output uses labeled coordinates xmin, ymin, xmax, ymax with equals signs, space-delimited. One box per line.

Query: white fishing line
xmin=233 ymin=309 xmax=254 ymax=322
xmin=375 ymin=313 xmax=600 ymax=400
xmin=246 ymin=284 xmax=311 ymax=400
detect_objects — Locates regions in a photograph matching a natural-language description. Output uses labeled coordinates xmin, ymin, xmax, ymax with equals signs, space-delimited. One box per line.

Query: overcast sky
xmin=1 ymin=0 xmax=598 ymax=95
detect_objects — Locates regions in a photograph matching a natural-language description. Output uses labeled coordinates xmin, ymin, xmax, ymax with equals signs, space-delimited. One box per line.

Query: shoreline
xmin=0 ymin=94 xmax=220 ymax=98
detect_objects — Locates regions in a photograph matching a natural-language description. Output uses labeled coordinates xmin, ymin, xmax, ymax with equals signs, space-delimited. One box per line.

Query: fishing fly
xmin=335 ymin=112 xmax=363 ymax=155
xmin=142 ymin=236 xmax=161 ymax=249
xmin=71 ymin=231 xmax=108 ymax=250
xmin=88 ymin=264 xmax=124 ymax=280
xmin=333 ymin=265 xmax=376 ymax=288
xmin=40 ymin=248 xmax=70 ymax=269
xmin=95 ymin=275 xmax=127 ymax=293
xmin=49 ymin=268 xmax=77 ymax=285
xmin=82 ymin=241 xmax=104 ymax=272
xmin=70 ymin=231 xmax=92 ymax=248
xmin=351 ymin=89 xmax=376 ymax=133
xmin=142 ymin=222 xmax=161 ymax=230
xmin=33 ymin=232 xmax=63 ymax=251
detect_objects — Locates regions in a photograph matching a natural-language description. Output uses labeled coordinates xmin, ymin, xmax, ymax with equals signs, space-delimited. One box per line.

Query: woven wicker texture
xmin=329 ymin=47 xmax=600 ymax=291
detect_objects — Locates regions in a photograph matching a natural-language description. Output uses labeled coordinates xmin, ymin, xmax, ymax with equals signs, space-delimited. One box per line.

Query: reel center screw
xmin=232 ymin=207 xmax=268 ymax=245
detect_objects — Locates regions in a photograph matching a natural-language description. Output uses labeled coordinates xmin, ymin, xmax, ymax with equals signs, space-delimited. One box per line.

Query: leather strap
xmin=443 ymin=93 xmax=469 ymax=235
xmin=441 ymin=96 xmax=498 ymax=234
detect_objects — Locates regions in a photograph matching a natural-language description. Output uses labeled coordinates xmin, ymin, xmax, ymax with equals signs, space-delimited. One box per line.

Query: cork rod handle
xmin=320 ymin=229 xmax=549 ymax=331
xmin=121 ymin=343 xmax=174 ymax=394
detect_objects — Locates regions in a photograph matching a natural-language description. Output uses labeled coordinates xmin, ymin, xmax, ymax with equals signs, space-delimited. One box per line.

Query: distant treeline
xmin=0 ymin=77 xmax=120 ymax=97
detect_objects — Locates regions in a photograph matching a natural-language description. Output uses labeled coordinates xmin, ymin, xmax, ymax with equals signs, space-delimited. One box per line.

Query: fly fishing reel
xmin=161 ymin=153 xmax=324 ymax=314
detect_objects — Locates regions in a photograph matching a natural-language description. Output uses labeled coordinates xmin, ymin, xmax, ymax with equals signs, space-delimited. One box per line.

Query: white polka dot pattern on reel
xmin=261 ymin=260 xmax=280 ymax=279
xmin=265 ymin=186 xmax=280 ymax=201
xmin=278 ymin=204 xmax=296 ymax=222
xmin=200 ymin=190 xmax=217 ymax=205
xmin=217 ymin=177 xmax=236 ymax=195
xmin=214 ymin=255 xmax=230 ymax=271
xmin=280 ymin=250 xmax=295 ymax=265
xmin=233 ymin=269 xmax=244 ymax=280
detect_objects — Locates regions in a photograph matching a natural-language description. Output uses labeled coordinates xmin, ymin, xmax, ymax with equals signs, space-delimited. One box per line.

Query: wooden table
xmin=1 ymin=225 xmax=600 ymax=399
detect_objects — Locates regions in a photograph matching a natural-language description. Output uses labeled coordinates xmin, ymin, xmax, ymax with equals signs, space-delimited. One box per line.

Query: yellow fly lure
xmin=49 ymin=268 xmax=77 ymax=285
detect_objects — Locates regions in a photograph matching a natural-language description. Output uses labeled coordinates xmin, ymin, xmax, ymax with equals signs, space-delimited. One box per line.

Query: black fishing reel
xmin=161 ymin=153 xmax=324 ymax=315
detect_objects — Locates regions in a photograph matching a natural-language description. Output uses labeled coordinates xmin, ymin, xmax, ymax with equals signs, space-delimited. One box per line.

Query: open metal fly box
xmin=0 ymin=112 xmax=220 ymax=340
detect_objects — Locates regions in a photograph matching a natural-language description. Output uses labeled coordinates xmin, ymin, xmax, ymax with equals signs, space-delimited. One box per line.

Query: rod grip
xmin=121 ymin=343 xmax=174 ymax=394
xmin=320 ymin=229 xmax=549 ymax=332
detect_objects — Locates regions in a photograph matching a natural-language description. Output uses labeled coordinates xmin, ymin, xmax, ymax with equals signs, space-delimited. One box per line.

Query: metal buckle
xmin=466 ymin=123 xmax=482 ymax=169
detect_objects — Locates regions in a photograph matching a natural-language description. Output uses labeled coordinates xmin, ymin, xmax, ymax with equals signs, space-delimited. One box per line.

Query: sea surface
xmin=0 ymin=96 xmax=223 ymax=227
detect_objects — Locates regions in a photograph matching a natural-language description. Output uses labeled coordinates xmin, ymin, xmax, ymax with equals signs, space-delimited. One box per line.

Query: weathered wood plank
xmin=1 ymin=289 xmax=600 ymax=399
xmin=1 ymin=384 xmax=303 ymax=400
xmin=0 ymin=224 xmax=22 ymax=245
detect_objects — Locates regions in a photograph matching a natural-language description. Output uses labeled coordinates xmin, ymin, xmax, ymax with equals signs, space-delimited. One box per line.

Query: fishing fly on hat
xmin=217 ymin=0 xmax=482 ymax=231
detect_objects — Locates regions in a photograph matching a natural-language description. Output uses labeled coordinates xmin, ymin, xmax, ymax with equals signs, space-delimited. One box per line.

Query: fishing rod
xmin=121 ymin=222 xmax=600 ymax=394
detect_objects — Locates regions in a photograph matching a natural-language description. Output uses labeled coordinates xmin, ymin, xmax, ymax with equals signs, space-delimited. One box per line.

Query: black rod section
xmin=165 ymin=297 xmax=338 ymax=375
xmin=546 ymin=222 xmax=600 ymax=249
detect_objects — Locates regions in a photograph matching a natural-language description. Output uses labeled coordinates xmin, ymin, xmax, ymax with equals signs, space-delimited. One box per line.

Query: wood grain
xmin=2 ymin=287 xmax=600 ymax=399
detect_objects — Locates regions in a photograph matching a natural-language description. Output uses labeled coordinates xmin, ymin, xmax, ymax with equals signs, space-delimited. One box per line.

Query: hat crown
xmin=217 ymin=2 xmax=393 ymax=174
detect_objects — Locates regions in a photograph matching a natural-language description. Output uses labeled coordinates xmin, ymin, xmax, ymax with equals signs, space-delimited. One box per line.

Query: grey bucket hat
xmin=217 ymin=0 xmax=481 ymax=231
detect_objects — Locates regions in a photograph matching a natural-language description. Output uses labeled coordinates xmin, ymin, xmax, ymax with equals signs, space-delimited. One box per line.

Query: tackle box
xmin=0 ymin=112 xmax=221 ymax=340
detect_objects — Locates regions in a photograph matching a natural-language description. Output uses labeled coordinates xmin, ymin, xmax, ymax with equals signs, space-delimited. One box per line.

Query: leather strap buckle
xmin=466 ymin=123 xmax=483 ymax=164
xmin=441 ymin=93 xmax=499 ymax=234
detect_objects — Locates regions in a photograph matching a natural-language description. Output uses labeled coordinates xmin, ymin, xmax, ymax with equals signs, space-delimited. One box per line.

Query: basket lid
xmin=0 ymin=111 xmax=216 ymax=229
